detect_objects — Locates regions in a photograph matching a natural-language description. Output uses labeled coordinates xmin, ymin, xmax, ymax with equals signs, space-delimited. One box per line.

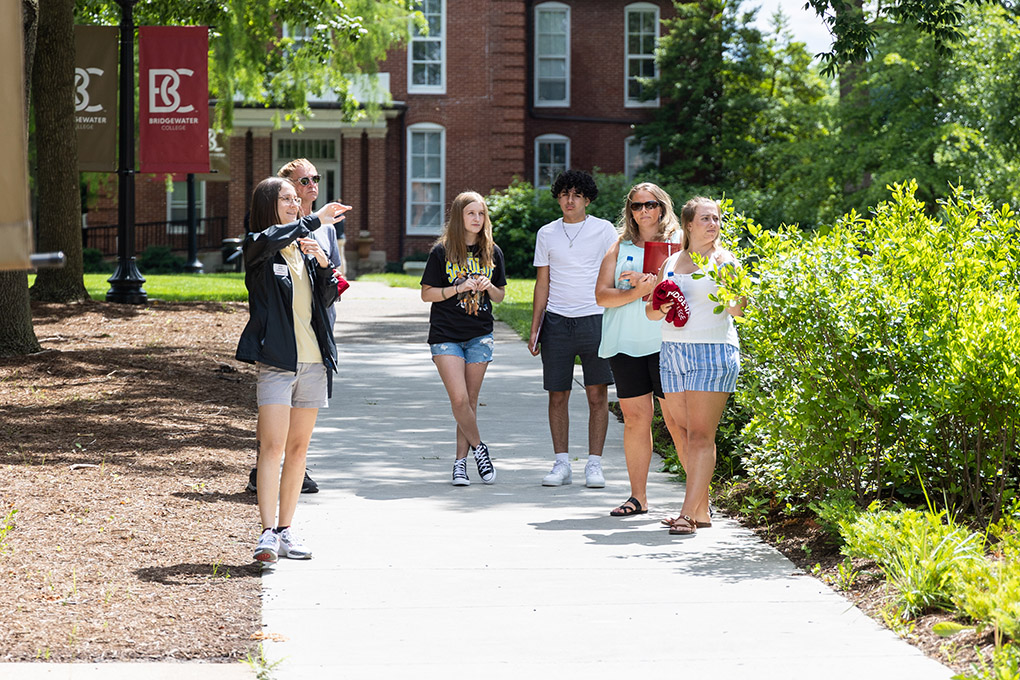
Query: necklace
xmin=562 ymin=216 xmax=588 ymax=248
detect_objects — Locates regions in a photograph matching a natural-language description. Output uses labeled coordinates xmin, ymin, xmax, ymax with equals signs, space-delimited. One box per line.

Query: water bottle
xmin=617 ymin=255 xmax=634 ymax=290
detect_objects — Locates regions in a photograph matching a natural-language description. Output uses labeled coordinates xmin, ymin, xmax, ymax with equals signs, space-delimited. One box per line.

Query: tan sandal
xmin=662 ymin=515 xmax=711 ymax=529
xmin=667 ymin=515 xmax=698 ymax=535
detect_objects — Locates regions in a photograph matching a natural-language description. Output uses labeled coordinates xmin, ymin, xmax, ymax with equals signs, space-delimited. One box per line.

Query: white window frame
xmin=408 ymin=0 xmax=446 ymax=94
xmin=534 ymin=134 xmax=570 ymax=192
xmin=625 ymin=3 xmax=660 ymax=108
xmin=406 ymin=123 xmax=446 ymax=236
xmin=625 ymin=135 xmax=660 ymax=179
xmin=534 ymin=2 xmax=570 ymax=108
xmin=166 ymin=180 xmax=206 ymax=235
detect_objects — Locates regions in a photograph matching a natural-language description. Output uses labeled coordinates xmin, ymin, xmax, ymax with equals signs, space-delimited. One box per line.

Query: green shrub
xmin=736 ymin=182 xmax=1020 ymax=516
xmin=809 ymin=489 xmax=861 ymax=538
xmin=841 ymin=507 xmax=984 ymax=617
xmin=954 ymin=557 xmax=1020 ymax=643
xmin=138 ymin=246 xmax=186 ymax=274
xmin=81 ymin=247 xmax=113 ymax=274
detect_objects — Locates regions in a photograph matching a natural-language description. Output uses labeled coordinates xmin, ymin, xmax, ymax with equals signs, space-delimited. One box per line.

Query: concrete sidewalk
xmin=258 ymin=282 xmax=954 ymax=679
xmin=0 ymin=281 xmax=953 ymax=679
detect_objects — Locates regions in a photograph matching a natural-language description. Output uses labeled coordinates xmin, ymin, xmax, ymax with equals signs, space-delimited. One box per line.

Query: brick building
xmin=86 ymin=1 xmax=671 ymax=271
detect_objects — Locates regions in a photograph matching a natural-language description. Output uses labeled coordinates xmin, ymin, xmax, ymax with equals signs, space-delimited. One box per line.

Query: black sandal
xmin=609 ymin=496 xmax=648 ymax=517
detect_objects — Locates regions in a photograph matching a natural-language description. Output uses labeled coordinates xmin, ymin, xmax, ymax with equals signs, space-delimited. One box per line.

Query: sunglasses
xmin=630 ymin=200 xmax=661 ymax=212
xmin=297 ymin=175 xmax=320 ymax=186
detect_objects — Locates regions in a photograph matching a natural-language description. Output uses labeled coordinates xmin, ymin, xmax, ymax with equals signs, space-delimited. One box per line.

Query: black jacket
xmin=235 ymin=216 xmax=339 ymax=393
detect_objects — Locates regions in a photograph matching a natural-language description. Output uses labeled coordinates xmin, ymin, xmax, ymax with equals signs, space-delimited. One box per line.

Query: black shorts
xmin=539 ymin=312 xmax=614 ymax=391
xmin=608 ymin=352 xmax=663 ymax=399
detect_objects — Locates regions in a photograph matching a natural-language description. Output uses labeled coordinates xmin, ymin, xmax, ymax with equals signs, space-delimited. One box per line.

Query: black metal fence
xmin=82 ymin=217 xmax=235 ymax=257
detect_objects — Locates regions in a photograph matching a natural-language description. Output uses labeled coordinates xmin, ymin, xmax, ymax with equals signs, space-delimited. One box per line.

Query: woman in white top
xmin=645 ymin=197 xmax=744 ymax=536
xmin=595 ymin=183 xmax=683 ymax=517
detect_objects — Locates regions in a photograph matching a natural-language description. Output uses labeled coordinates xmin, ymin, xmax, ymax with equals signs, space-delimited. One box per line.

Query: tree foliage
xmin=802 ymin=0 xmax=1010 ymax=75
xmin=75 ymin=0 xmax=417 ymax=127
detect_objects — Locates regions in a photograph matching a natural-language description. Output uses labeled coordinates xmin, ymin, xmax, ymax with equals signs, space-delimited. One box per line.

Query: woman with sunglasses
xmin=236 ymin=177 xmax=349 ymax=563
xmin=420 ymin=192 xmax=507 ymax=486
xmin=595 ymin=183 xmax=683 ymax=518
xmin=645 ymin=196 xmax=743 ymax=536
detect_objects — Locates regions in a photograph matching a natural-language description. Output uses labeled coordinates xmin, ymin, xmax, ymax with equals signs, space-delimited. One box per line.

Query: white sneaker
xmin=542 ymin=460 xmax=572 ymax=486
xmin=253 ymin=530 xmax=280 ymax=563
xmin=452 ymin=458 xmax=471 ymax=486
xmin=277 ymin=527 xmax=312 ymax=560
xmin=472 ymin=443 xmax=496 ymax=484
xmin=585 ymin=458 xmax=606 ymax=488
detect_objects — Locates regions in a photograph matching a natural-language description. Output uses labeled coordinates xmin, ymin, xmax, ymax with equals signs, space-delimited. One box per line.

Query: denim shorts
xmin=256 ymin=362 xmax=328 ymax=408
xmin=660 ymin=342 xmax=740 ymax=394
xmin=430 ymin=333 xmax=494 ymax=364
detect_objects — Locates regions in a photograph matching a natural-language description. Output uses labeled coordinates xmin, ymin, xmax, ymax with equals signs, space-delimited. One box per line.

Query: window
xmin=166 ymin=180 xmax=206 ymax=235
xmin=625 ymin=3 xmax=660 ymax=107
xmin=534 ymin=3 xmax=570 ymax=107
xmin=409 ymin=0 xmax=445 ymax=94
xmin=407 ymin=124 xmax=445 ymax=235
xmin=625 ymin=135 xmax=659 ymax=179
xmin=534 ymin=134 xmax=569 ymax=191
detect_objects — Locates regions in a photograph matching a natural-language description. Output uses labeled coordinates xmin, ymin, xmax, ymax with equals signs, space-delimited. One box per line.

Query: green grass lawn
xmin=29 ymin=273 xmax=249 ymax=302
xmin=360 ymin=273 xmax=534 ymax=341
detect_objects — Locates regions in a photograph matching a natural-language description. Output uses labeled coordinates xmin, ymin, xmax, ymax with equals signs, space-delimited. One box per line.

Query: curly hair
xmin=550 ymin=170 xmax=598 ymax=202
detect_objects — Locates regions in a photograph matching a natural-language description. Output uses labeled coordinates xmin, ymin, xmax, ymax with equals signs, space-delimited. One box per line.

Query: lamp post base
xmin=106 ymin=258 xmax=148 ymax=304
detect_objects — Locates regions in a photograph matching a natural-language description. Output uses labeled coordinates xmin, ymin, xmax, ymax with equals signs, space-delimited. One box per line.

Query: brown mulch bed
xmin=0 ymin=300 xmax=260 ymax=662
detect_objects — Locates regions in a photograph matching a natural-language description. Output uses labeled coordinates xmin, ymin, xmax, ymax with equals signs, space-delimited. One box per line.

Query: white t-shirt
xmin=533 ymin=215 xmax=618 ymax=318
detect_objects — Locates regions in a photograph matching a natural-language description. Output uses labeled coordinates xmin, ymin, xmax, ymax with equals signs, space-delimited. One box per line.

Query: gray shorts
xmin=256 ymin=362 xmax=328 ymax=409
xmin=539 ymin=312 xmax=614 ymax=391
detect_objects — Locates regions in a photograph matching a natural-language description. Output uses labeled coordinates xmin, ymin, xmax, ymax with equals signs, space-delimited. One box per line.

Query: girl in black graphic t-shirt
xmin=420 ymin=191 xmax=507 ymax=486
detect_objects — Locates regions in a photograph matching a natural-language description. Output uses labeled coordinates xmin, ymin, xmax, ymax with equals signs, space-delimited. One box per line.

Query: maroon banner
xmin=139 ymin=26 xmax=209 ymax=174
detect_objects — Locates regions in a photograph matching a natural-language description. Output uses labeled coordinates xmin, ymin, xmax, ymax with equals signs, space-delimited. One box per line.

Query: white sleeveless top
xmin=660 ymin=251 xmax=739 ymax=348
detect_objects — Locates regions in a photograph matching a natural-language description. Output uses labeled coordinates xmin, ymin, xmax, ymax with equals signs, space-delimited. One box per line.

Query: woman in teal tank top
xmin=595 ymin=183 xmax=683 ymax=518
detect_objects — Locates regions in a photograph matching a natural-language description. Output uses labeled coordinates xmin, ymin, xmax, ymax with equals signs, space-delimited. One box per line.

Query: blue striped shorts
xmin=660 ymin=342 xmax=740 ymax=394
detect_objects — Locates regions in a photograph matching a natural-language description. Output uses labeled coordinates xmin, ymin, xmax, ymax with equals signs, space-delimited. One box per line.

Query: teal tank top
xmin=598 ymin=240 xmax=665 ymax=359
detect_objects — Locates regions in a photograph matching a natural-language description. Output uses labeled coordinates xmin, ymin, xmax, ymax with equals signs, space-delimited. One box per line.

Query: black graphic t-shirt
xmin=420 ymin=243 xmax=507 ymax=344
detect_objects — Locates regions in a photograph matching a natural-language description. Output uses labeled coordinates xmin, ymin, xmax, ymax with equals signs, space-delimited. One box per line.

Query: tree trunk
xmin=0 ymin=0 xmax=42 ymax=357
xmin=29 ymin=0 xmax=88 ymax=302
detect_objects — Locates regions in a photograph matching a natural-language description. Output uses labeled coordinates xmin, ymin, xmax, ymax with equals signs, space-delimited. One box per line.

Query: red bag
xmin=642 ymin=241 xmax=684 ymax=275
xmin=333 ymin=269 xmax=350 ymax=297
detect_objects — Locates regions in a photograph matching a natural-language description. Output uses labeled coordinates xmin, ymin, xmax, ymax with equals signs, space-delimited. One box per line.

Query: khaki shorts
xmin=256 ymin=362 xmax=328 ymax=409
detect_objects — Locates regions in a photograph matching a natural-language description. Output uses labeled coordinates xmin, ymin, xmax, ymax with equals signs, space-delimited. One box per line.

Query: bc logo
xmin=148 ymin=68 xmax=195 ymax=114
xmin=74 ymin=67 xmax=104 ymax=113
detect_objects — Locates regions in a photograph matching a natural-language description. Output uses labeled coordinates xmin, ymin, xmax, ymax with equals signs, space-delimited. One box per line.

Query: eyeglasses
xmin=278 ymin=196 xmax=302 ymax=205
xmin=297 ymin=175 xmax=320 ymax=186
xmin=630 ymin=200 xmax=661 ymax=212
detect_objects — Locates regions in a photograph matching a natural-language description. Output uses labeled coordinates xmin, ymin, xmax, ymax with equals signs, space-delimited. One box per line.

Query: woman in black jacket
xmin=236 ymin=176 xmax=349 ymax=564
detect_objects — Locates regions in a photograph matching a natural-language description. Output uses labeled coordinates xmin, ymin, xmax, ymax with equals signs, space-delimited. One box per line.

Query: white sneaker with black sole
xmin=452 ymin=458 xmax=470 ymax=486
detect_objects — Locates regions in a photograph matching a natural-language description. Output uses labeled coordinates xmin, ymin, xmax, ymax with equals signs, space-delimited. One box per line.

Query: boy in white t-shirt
xmin=529 ymin=170 xmax=618 ymax=488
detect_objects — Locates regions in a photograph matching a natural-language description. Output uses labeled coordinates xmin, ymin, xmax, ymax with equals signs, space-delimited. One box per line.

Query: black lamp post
xmin=106 ymin=0 xmax=147 ymax=304
xmin=184 ymin=173 xmax=203 ymax=272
